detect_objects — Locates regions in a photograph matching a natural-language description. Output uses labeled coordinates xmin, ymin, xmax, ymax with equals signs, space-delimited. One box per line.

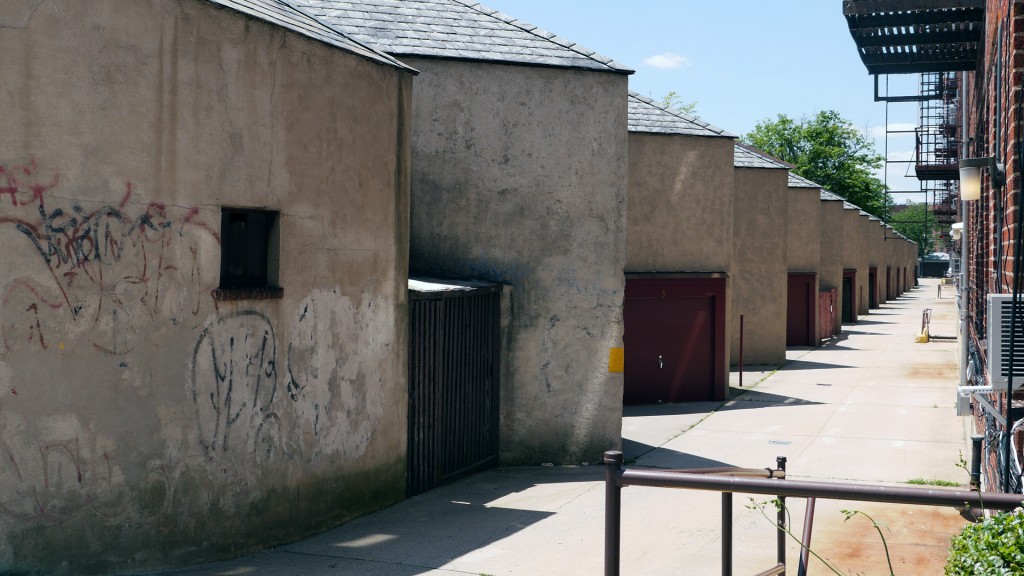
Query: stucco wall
xmin=731 ymin=168 xmax=789 ymax=365
xmin=400 ymin=57 xmax=628 ymax=465
xmin=841 ymin=209 xmax=870 ymax=318
xmin=819 ymin=200 xmax=846 ymax=335
xmin=787 ymin=188 xmax=821 ymax=273
xmin=627 ymin=134 xmax=734 ymax=272
xmin=0 ymin=1 xmax=411 ymax=572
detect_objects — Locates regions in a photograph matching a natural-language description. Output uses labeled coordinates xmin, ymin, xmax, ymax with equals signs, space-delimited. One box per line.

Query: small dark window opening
xmin=216 ymin=208 xmax=281 ymax=300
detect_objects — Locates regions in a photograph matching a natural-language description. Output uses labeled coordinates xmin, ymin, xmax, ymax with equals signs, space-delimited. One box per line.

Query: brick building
xmin=846 ymin=0 xmax=1023 ymax=492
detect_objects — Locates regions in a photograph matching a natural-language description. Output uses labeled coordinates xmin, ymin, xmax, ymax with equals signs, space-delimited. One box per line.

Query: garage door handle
xmin=658 ymin=355 xmax=663 ymax=369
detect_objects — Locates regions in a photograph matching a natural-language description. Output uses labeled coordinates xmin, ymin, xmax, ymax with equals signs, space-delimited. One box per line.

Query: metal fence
xmin=603 ymin=450 xmax=1024 ymax=576
xmin=408 ymin=286 xmax=501 ymax=496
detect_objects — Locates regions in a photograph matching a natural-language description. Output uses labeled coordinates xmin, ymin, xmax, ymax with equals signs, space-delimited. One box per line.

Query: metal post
xmin=722 ymin=492 xmax=733 ymax=576
xmin=797 ymin=497 xmax=816 ymax=576
xmin=604 ymin=451 xmax=623 ymax=576
xmin=739 ymin=315 xmax=745 ymax=388
xmin=776 ymin=456 xmax=787 ymax=575
xmin=971 ymin=434 xmax=983 ymax=490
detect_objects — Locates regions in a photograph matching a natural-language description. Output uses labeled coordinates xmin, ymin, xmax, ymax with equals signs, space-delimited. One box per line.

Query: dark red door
xmin=842 ymin=270 xmax=856 ymax=323
xmin=623 ymin=278 xmax=726 ymax=404
xmin=787 ymin=274 xmax=816 ymax=346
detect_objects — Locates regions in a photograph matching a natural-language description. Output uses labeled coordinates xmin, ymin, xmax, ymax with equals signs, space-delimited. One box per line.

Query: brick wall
xmin=965 ymin=0 xmax=1024 ymax=491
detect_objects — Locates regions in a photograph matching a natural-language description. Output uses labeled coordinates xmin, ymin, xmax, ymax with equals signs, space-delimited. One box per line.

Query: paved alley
xmin=156 ymin=278 xmax=969 ymax=576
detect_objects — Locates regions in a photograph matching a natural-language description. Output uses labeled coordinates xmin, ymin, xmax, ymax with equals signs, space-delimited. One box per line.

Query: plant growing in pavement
xmin=747 ymin=498 xmax=897 ymax=575
xmin=840 ymin=509 xmax=895 ymax=576
xmin=746 ymin=497 xmax=847 ymax=576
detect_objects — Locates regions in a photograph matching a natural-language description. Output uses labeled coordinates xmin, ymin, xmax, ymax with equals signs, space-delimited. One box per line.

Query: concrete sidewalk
xmin=154 ymin=278 xmax=969 ymax=576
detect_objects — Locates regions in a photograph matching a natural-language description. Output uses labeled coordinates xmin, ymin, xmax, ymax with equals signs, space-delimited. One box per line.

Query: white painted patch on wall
xmin=285 ymin=290 xmax=387 ymax=461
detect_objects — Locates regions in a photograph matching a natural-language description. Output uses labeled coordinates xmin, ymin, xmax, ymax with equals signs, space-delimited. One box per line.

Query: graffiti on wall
xmin=0 ymin=412 xmax=118 ymax=522
xmin=0 ymin=160 xmax=218 ymax=354
xmin=190 ymin=292 xmax=388 ymax=463
xmin=190 ymin=311 xmax=280 ymax=462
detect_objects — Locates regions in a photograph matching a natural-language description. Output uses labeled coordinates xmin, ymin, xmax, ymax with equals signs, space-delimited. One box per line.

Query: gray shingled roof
xmin=734 ymin=143 xmax=790 ymax=170
xmin=820 ymin=190 xmax=844 ymax=202
xmin=289 ymin=0 xmax=632 ymax=73
xmin=208 ymin=0 xmax=415 ymax=72
xmin=788 ymin=172 xmax=821 ymax=189
xmin=627 ymin=93 xmax=734 ymax=138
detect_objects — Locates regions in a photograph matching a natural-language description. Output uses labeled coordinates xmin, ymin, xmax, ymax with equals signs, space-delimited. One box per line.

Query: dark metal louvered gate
xmin=408 ymin=281 xmax=501 ymax=496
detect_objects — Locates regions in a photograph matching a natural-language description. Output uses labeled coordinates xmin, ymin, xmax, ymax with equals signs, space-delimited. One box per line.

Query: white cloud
xmin=642 ymin=52 xmax=690 ymax=69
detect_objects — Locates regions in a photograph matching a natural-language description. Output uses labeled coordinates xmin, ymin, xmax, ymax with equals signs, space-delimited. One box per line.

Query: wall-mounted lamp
xmin=951 ymin=222 xmax=963 ymax=241
xmin=959 ymin=157 xmax=1006 ymax=201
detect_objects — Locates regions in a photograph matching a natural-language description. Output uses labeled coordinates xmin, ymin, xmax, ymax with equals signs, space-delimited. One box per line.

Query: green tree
xmin=889 ymin=202 xmax=934 ymax=257
xmin=743 ymin=110 xmax=889 ymax=217
xmin=660 ymin=91 xmax=699 ymax=118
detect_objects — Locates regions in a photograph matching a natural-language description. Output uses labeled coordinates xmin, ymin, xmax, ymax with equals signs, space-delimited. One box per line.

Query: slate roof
xmin=820 ymin=190 xmax=845 ymax=202
xmin=788 ymin=172 xmax=821 ymax=189
xmin=734 ymin=143 xmax=790 ymax=170
xmin=627 ymin=93 xmax=734 ymax=138
xmin=208 ymin=0 xmax=416 ymax=72
xmin=289 ymin=0 xmax=632 ymax=73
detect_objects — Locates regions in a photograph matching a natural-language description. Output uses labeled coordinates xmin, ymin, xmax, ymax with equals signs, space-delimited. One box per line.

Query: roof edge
xmin=627 ymin=91 xmax=736 ymax=138
xmin=451 ymin=0 xmax=634 ymax=75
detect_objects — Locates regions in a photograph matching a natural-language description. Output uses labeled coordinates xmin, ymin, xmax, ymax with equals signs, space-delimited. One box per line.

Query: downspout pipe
xmin=959 ymin=68 xmax=970 ymax=401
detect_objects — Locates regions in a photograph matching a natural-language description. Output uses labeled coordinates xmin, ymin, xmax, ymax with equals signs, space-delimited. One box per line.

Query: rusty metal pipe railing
xmin=753 ymin=564 xmax=786 ymax=576
xmin=605 ymin=452 xmax=621 ymax=576
xmin=605 ymin=461 xmax=1023 ymax=509
xmin=776 ymin=457 xmax=787 ymax=574
xmin=604 ymin=450 xmax=1024 ymax=576
xmin=797 ymin=497 xmax=816 ymax=576
xmin=723 ymin=492 xmax=732 ymax=576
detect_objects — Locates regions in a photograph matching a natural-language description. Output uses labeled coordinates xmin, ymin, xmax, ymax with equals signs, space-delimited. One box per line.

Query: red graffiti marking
xmin=3 ymin=278 xmax=65 ymax=310
xmin=0 ymin=160 xmax=58 ymax=207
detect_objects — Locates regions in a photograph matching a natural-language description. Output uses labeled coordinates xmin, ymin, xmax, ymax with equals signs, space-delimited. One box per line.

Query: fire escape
xmin=915 ymin=71 xmax=961 ymax=255
xmin=843 ymin=1 xmax=1024 ymax=494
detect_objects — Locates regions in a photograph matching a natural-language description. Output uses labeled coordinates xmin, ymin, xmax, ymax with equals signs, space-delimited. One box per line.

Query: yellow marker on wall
xmin=608 ymin=347 xmax=624 ymax=373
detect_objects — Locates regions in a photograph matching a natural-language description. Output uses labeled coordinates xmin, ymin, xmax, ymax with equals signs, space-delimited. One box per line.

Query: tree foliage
xmin=888 ymin=203 xmax=935 ymax=257
xmin=743 ymin=110 xmax=889 ymax=217
xmin=660 ymin=91 xmax=699 ymax=118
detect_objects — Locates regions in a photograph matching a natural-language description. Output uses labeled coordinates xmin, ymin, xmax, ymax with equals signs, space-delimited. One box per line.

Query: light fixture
xmin=951 ymin=222 xmax=963 ymax=241
xmin=959 ymin=157 xmax=1006 ymax=201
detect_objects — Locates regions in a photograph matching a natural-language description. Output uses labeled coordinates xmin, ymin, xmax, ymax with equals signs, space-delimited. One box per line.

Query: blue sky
xmin=481 ymin=0 xmax=923 ymax=201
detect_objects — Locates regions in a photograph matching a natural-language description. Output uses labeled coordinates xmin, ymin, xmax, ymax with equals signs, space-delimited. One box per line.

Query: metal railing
xmin=603 ymin=451 xmax=1024 ymax=576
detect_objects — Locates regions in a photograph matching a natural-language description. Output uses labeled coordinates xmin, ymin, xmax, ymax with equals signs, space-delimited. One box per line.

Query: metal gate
xmin=408 ymin=279 xmax=500 ymax=496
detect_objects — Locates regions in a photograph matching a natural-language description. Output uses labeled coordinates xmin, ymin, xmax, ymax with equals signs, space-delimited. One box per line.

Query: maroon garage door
xmin=787 ymin=273 xmax=816 ymax=346
xmin=623 ymin=278 xmax=726 ymax=404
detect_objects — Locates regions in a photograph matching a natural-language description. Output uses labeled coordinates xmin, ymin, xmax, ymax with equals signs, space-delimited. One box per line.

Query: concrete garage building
xmin=785 ymin=173 xmax=827 ymax=346
xmin=731 ymin=144 xmax=791 ymax=365
xmin=625 ymin=93 xmax=736 ymax=403
xmin=841 ymin=201 xmax=873 ymax=321
xmin=817 ymin=189 xmax=851 ymax=336
xmin=300 ymin=0 xmax=633 ymax=464
xmin=0 ymin=1 xmax=414 ymax=573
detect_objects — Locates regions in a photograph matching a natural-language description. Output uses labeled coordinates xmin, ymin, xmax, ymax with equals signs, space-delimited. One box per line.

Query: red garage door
xmin=787 ymin=273 xmax=816 ymax=346
xmin=623 ymin=278 xmax=726 ymax=404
